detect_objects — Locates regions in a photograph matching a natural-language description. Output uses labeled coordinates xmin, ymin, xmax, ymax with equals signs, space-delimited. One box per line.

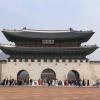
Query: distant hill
xmin=0 ymin=52 xmax=9 ymax=60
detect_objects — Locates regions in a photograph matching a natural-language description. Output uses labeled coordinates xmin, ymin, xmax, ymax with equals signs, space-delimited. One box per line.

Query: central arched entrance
xmin=41 ymin=68 xmax=56 ymax=80
xmin=67 ymin=70 xmax=80 ymax=81
xmin=17 ymin=70 xmax=29 ymax=85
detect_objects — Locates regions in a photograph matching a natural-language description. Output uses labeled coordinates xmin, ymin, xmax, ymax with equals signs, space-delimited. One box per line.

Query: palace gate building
xmin=0 ymin=28 xmax=99 ymax=85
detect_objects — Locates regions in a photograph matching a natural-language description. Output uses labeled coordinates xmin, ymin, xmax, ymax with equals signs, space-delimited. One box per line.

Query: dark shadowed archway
xmin=41 ymin=68 xmax=56 ymax=80
xmin=17 ymin=70 xmax=29 ymax=85
xmin=67 ymin=70 xmax=80 ymax=81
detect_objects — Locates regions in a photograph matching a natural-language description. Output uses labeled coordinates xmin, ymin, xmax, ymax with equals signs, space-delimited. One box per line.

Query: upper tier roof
xmin=2 ymin=28 xmax=94 ymax=42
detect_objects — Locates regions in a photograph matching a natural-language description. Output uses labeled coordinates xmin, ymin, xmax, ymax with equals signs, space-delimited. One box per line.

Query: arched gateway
xmin=17 ymin=70 xmax=29 ymax=85
xmin=67 ymin=70 xmax=80 ymax=81
xmin=41 ymin=68 xmax=56 ymax=80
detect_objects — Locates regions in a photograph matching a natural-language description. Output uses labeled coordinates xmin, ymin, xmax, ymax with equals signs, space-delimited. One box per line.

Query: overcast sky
xmin=0 ymin=0 xmax=100 ymax=60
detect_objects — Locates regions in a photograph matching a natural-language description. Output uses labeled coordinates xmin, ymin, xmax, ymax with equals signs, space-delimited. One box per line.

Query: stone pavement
xmin=0 ymin=86 xmax=100 ymax=100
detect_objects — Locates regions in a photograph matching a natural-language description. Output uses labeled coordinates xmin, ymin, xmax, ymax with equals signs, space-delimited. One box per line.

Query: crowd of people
xmin=0 ymin=78 xmax=92 ymax=87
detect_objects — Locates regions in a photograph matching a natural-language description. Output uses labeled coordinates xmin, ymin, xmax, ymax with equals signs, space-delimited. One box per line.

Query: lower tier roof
xmin=0 ymin=45 xmax=98 ymax=57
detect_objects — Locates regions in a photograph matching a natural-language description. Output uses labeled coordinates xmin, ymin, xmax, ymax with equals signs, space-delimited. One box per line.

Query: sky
xmin=0 ymin=0 xmax=100 ymax=60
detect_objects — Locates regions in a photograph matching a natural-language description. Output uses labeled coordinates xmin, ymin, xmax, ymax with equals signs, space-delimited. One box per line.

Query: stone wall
xmin=1 ymin=59 xmax=100 ymax=85
xmin=90 ymin=61 xmax=100 ymax=81
xmin=0 ymin=62 xmax=2 ymax=80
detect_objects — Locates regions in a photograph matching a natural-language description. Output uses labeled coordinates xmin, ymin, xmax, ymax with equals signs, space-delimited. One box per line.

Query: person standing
xmin=87 ymin=80 xmax=89 ymax=86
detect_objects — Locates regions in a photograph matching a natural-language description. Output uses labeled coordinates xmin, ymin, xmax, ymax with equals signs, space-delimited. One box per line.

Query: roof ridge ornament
xmin=23 ymin=27 xmax=27 ymax=30
xmin=69 ymin=27 xmax=75 ymax=32
xmin=69 ymin=27 xmax=73 ymax=31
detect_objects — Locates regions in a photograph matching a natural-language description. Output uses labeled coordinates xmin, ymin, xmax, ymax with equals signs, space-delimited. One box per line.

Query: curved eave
xmin=2 ymin=30 xmax=94 ymax=42
xmin=0 ymin=45 xmax=98 ymax=56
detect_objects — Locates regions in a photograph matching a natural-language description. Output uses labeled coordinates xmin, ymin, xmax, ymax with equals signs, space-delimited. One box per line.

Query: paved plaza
xmin=0 ymin=86 xmax=100 ymax=100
